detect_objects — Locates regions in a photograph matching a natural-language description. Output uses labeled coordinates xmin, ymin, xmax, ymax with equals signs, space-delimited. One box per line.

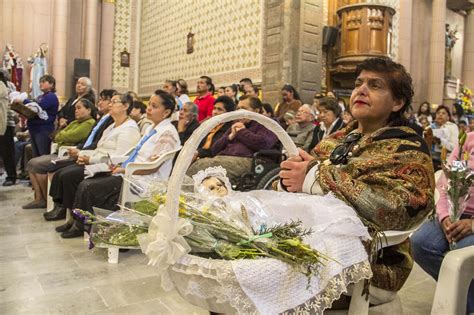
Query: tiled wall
xmin=112 ymin=0 xmax=263 ymax=96
xmin=111 ymin=0 xmax=132 ymax=90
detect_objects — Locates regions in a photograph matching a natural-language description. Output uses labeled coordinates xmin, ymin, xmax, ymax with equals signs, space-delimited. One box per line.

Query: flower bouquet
xmin=74 ymin=188 xmax=335 ymax=281
xmin=442 ymin=130 xmax=474 ymax=249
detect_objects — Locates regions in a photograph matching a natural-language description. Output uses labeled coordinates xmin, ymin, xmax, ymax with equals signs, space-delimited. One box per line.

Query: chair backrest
xmin=120 ymin=147 xmax=181 ymax=207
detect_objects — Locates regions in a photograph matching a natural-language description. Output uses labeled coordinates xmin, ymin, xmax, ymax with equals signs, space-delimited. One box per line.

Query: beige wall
xmin=1 ymin=0 xmax=114 ymax=99
xmin=112 ymin=0 xmax=263 ymax=96
xmin=1 ymin=0 xmax=55 ymax=93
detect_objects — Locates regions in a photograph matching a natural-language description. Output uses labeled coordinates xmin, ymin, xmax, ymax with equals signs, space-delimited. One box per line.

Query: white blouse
xmin=79 ymin=118 xmax=141 ymax=164
xmin=132 ymin=118 xmax=181 ymax=182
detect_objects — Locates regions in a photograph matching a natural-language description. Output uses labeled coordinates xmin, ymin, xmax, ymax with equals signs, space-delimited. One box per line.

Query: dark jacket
xmin=77 ymin=115 xmax=114 ymax=150
xmin=211 ymin=120 xmax=279 ymax=158
xmin=172 ymin=119 xmax=200 ymax=145
xmin=25 ymin=91 xmax=59 ymax=132
xmin=197 ymin=122 xmax=232 ymax=159
xmin=58 ymin=92 xmax=96 ymax=124
xmin=307 ymin=118 xmax=345 ymax=152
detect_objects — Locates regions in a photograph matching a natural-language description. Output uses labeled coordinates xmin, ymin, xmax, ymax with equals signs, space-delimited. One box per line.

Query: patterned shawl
xmin=308 ymin=121 xmax=435 ymax=291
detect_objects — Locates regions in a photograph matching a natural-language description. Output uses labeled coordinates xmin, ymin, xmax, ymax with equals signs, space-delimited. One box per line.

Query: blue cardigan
xmin=25 ymin=92 xmax=59 ymax=132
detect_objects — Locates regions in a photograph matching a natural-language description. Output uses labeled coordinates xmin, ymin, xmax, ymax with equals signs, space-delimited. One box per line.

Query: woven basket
xmin=10 ymin=102 xmax=38 ymax=119
xmin=162 ymin=111 xmax=299 ymax=312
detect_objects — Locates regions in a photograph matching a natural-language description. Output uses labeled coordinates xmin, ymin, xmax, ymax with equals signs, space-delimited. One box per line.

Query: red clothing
xmin=194 ymin=93 xmax=215 ymax=122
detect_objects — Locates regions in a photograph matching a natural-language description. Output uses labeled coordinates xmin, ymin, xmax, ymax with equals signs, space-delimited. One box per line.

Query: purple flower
xmin=72 ymin=209 xmax=91 ymax=224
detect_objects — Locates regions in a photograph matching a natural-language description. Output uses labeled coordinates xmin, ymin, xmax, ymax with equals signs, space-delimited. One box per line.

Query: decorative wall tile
xmin=137 ymin=0 xmax=263 ymax=95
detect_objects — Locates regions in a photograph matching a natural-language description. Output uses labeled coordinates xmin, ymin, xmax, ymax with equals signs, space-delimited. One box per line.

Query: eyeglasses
xmin=111 ymin=100 xmax=123 ymax=105
xmin=329 ymin=132 xmax=362 ymax=165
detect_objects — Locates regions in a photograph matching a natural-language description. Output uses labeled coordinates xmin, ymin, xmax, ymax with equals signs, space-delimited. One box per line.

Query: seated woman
xmin=306 ymin=97 xmax=345 ymax=152
xmin=286 ymin=104 xmax=315 ymax=151
xmin=58 ymin=77 xmax=96 ymax=128
xmin=279 ymin=57 xmax=435 ymax=305
xmin=173 ymin=102 xmax=200 ymax=145
xmin=67 ymin=90 xmax=181 ymax=238
xmin=130 ymin=100 xmax=153 ymax=135
xmin=411 ymin=132 xmax=474 ymax=314
xmin=425 ymin=105 xmax=459 ymax=170
xmin=48 ymin=92 xmax=141 ymax=237
xmin=195 ymin=95 xmax=236 ymax=160
xmin=187 ymin=95 xmax=279 ymax=186
xmin=22 ymin=98 xmax=96 ymax=209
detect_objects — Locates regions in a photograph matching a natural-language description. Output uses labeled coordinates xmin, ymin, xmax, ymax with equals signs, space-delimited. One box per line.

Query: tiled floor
xmin=0 ymin=180 xmax=436 ymax=314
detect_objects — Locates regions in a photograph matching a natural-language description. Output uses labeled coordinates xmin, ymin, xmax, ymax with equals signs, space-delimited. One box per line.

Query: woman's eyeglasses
xmin=329 ymin=132 xmax=362 ymax=165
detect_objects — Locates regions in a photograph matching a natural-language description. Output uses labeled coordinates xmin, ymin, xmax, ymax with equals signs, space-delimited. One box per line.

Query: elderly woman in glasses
xmin=279 ymin=58 xmax=435 ymax=305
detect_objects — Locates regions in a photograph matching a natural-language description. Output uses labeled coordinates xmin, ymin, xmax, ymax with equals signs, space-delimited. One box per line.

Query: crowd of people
xmin=0 ymin=57 xmax=472 ymax=311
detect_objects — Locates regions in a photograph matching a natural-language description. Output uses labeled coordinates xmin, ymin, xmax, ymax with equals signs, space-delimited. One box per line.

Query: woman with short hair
xmin=280 ymin=58 xmax=434 ymax=305
xmin=22 ymin=98 xmax=96 ymax=209
xmin=306 ymin=97 xmax=345 ymax=152
xmin=58 ymin=77 xmax=96 ymax=127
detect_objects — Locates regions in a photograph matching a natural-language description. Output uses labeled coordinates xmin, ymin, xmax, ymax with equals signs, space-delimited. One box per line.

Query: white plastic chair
xmin=431 ymin=246 xmax=474 ymax=314
xmin=101 ymin=147 xmax=181 ymax=264
xmin=348 ymin=221 xmax=429 ymax=314
xmin=118 ymin=147 xmax=181 ymax=209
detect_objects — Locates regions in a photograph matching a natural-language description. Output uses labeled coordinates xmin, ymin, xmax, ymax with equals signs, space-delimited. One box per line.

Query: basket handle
xmin=164 ymin=110 xmax=299 ymax=222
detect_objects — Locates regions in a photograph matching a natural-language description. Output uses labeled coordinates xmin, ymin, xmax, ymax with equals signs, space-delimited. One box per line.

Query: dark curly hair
xmin=355 ymin=57 xmax=414 ymax=127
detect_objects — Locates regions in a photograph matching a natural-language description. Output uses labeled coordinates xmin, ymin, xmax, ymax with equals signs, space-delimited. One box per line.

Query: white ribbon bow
xmin=138 ymin=209 xmax=193 ymax=290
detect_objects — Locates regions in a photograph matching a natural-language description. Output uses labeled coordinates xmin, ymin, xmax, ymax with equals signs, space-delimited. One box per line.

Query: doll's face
xmin=201 ymin=177 xmax=228 ymax=197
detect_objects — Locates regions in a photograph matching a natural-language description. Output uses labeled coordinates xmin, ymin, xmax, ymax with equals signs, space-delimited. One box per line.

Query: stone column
xmin=52 ymin=0 xmax=70 ymax=100
xmin=398 ymin=0 xmax=413 ymax=73
xmin=99 ymin=0 xmax=115 ymax=91
xmin=462 ymin=9 xmax=474 ymax=89
xmin=84 ymin=0 xmax=99 ymax=85
xmin=261 ymin=0 xmax=323 ymax=105
xmin=427 ymin=0 xmax=446 ymax=105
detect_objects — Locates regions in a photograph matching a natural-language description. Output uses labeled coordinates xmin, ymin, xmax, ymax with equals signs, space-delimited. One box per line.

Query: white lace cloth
xmin=166 ymin=192 xmax=371 ymax=314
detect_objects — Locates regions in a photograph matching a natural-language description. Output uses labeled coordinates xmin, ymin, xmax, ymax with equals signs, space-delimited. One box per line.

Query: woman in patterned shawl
xmin=279 ymin=57 xmax=435 ymax=304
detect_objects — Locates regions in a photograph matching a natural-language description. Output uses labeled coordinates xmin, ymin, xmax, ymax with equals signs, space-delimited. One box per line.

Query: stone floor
xmin=0 ymin=179 xmax=437 ymax=314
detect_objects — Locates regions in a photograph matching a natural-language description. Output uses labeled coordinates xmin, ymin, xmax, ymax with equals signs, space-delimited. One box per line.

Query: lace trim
xmin=170 ymin=254 xmax=257 ymax=314
xmin=169 ymin=255 xmax=371 ymax=314
xmin=282 ymin=260 xmax=373 ymax=314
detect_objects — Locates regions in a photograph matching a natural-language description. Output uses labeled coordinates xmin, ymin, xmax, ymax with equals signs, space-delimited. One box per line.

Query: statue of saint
xmin=445 ymin=24 xmax=458 ymax=78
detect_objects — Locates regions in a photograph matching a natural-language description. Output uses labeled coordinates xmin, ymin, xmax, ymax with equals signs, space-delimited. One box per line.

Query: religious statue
xmin=2 ymin=44 xmax=24 ymax=91
xmin=187 ymin=28 xmax=195 ymax=54
xmin=120 ymin=49 xmax=130 ymax=67
xmin=445 ymin=24 xmax=458 ymax=79
xmin=27 ymin=43 xmax=49 ymax=99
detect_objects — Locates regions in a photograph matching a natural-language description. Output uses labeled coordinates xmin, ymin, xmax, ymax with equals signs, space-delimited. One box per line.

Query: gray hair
xmin=78 ymin=77 xmax=93 ymax=92
xmin=184 ymin=101 xmax=199 ymax=117
xmin=300 ymin=104 xmax=316 ymax=117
